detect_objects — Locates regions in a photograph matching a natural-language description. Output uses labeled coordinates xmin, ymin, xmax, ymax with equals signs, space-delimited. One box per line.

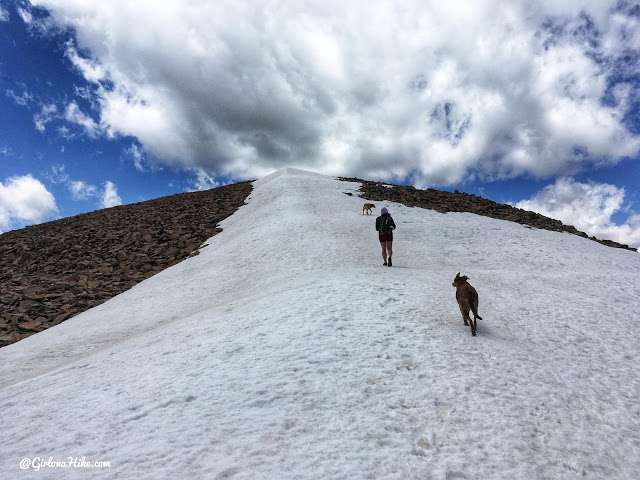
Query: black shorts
xmin=379 ymin=233 xmax=393 ymax=242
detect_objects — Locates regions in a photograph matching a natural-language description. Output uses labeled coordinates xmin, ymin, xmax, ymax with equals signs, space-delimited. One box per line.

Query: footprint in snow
xmin=435 ymin=399 xmax=451 ymax=420
xmin=397 ymin=354 xmax=417 ymax=370
xmin=379 ymin=296 xmax=401 ymax=307
xmin=413 ymin=434 xmax=436 ymax=456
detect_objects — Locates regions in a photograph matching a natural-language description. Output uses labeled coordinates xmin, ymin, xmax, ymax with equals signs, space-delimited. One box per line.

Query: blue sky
xmin=1 ymin=0 xmax=639 ymax=247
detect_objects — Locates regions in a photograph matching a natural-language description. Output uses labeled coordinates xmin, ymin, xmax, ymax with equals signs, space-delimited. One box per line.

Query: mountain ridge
xmin=0 ymin=181 xmax=253 ymax=347
xmin=1 ymin=171 xmax=635 ymax=348
xmin=340 ymin=176 xmax=636 ymax=252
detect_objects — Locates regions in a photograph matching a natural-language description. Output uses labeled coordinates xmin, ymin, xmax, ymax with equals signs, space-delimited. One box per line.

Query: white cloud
xmin=12 ymin=87 xmax=101 ymax=138
xmin=515 ymin=177 xmax=640 ymax=248
xmin=65 ymin=43 xmax=107 ymax=84
xmin=6 ymin=89 xmax=33 ymax=106
xmin=17 ymin=7 xmax=32 ymax=24
xmin=29 ymin=0 xmax=640 ymax=185
xmin=57 ymin=125 xmax=74 ymax=140
xmin=45 ymin=164 xmax=69 ymax=184
xmin=0 ymin=6 xmax=9 ymax=22
xmin=100 ymin=181 xmax=122 ymax=208
xmin=124 ymin=143 xmax=149 ymax=172
xmin=69 ymin=180 xmax=98 ymax=200
xmin=45 ymin=166 xmax=101 ymax=203
xmin=64 ymin=102 xmax=99 ymax=138
xmin=187 ymin=169 xmax=220 ymax=192
xmin=0 ymin=174 xmax=58 ymax=232
xmin=34 ymin=104 xmax=58 ymax=132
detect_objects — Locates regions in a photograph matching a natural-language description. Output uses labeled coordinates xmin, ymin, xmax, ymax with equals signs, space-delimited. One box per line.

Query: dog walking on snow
xmin=363 ymin=203 xmax=375 ymax=215
xmin=452 ymin=273 xmax=483 ymax=336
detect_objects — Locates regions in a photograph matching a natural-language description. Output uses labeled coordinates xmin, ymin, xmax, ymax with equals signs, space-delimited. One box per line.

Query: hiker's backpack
xmin=380 ymin=215 xmax=393 ymax=234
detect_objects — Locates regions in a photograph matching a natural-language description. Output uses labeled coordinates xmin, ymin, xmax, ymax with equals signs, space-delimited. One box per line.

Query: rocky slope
xmin=341 ymin=177 xmax=636 ymax=251
xmin=0 ymin=181 xmax=253 ymax=347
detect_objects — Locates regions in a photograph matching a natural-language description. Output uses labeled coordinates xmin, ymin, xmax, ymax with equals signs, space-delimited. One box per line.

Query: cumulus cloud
xmin=0 ymin=6 xmax=9 ymax=22
xmin=8 ymin=83 xmax=100 ymax=139
xmin=124 ymin=143 xmax=154 ymax=172
xmin=187 ymin=170 xmax=220 ymax=192
xmin=65 ymin=43 xmax=107 ymax=84
xmin=100 ymin=181 xmax=122 ymax=208
xmin=64 ymin=102 xmax=99 ymax=138
xmin=515 ymin=177 xmax=640 ymax=248
xmin=129 ymin=146 xmax=144 ymax=171
xmin=0 ymin=174 xmax=58 ymax=232
xmin=69 ymin=180 xmax=98 ymax=200
xmin=16 ymin=6 xmax=32 ymax=24
xmin=45 ymin=165 xmax=116 ymax=207
xmin=27 ymin=0 xmax=640 ymax=185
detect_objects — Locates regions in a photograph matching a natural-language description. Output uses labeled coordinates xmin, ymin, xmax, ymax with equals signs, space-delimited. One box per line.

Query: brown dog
xmin=362 ymin=203 xmax=376 ymax=215
xmin=452 ymin=273 xmax=483 ymax=336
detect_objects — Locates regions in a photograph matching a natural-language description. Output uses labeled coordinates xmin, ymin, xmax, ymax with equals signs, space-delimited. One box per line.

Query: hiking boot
xmin=388 ymin=256 xmax=392 ymax=267
xmin=383 ymin=261 xmax=388 ymax=266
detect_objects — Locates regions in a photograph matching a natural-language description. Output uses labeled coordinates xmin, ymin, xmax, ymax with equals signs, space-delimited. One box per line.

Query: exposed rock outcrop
xmin=0 ymin=181 xmax=253 ymax=347
xmin=341 ymin=177 xmax=636 ymax=252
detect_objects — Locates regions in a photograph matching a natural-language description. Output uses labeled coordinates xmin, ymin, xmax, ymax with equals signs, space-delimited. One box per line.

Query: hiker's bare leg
xmin=380 ymin=242 xmax=388 ymax=263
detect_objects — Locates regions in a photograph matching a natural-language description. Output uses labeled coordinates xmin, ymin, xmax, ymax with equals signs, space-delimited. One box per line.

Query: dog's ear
xmin=463 ymin=275 xmax=469 ymax=281
xmin=455 ymin=272 xmax=460 ymax=278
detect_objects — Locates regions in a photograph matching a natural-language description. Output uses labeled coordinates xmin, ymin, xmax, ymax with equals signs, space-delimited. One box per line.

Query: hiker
xmin=376 ymin=206 xmax=396 ymax=266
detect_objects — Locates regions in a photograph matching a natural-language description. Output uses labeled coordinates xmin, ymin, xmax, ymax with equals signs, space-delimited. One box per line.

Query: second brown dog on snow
xmin=362 ymin=203 xmax=376 ymax=215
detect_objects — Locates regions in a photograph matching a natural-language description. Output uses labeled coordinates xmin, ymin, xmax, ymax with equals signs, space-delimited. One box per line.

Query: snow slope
xmin=1 ymin=168 xmax=639 ymax=480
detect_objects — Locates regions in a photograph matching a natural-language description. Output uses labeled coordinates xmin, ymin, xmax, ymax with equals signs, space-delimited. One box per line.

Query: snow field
xmin=1 ymin=168 xmax=639 ymax=479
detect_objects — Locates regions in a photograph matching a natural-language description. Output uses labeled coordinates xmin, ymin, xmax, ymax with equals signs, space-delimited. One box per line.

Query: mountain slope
xmin=1 ymin=169 xmax=639 ymax=479
xmin=343 ymin=177 xmax=636 ymax=251
xmin=0 ymin=181 xmax=252 ymax=347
